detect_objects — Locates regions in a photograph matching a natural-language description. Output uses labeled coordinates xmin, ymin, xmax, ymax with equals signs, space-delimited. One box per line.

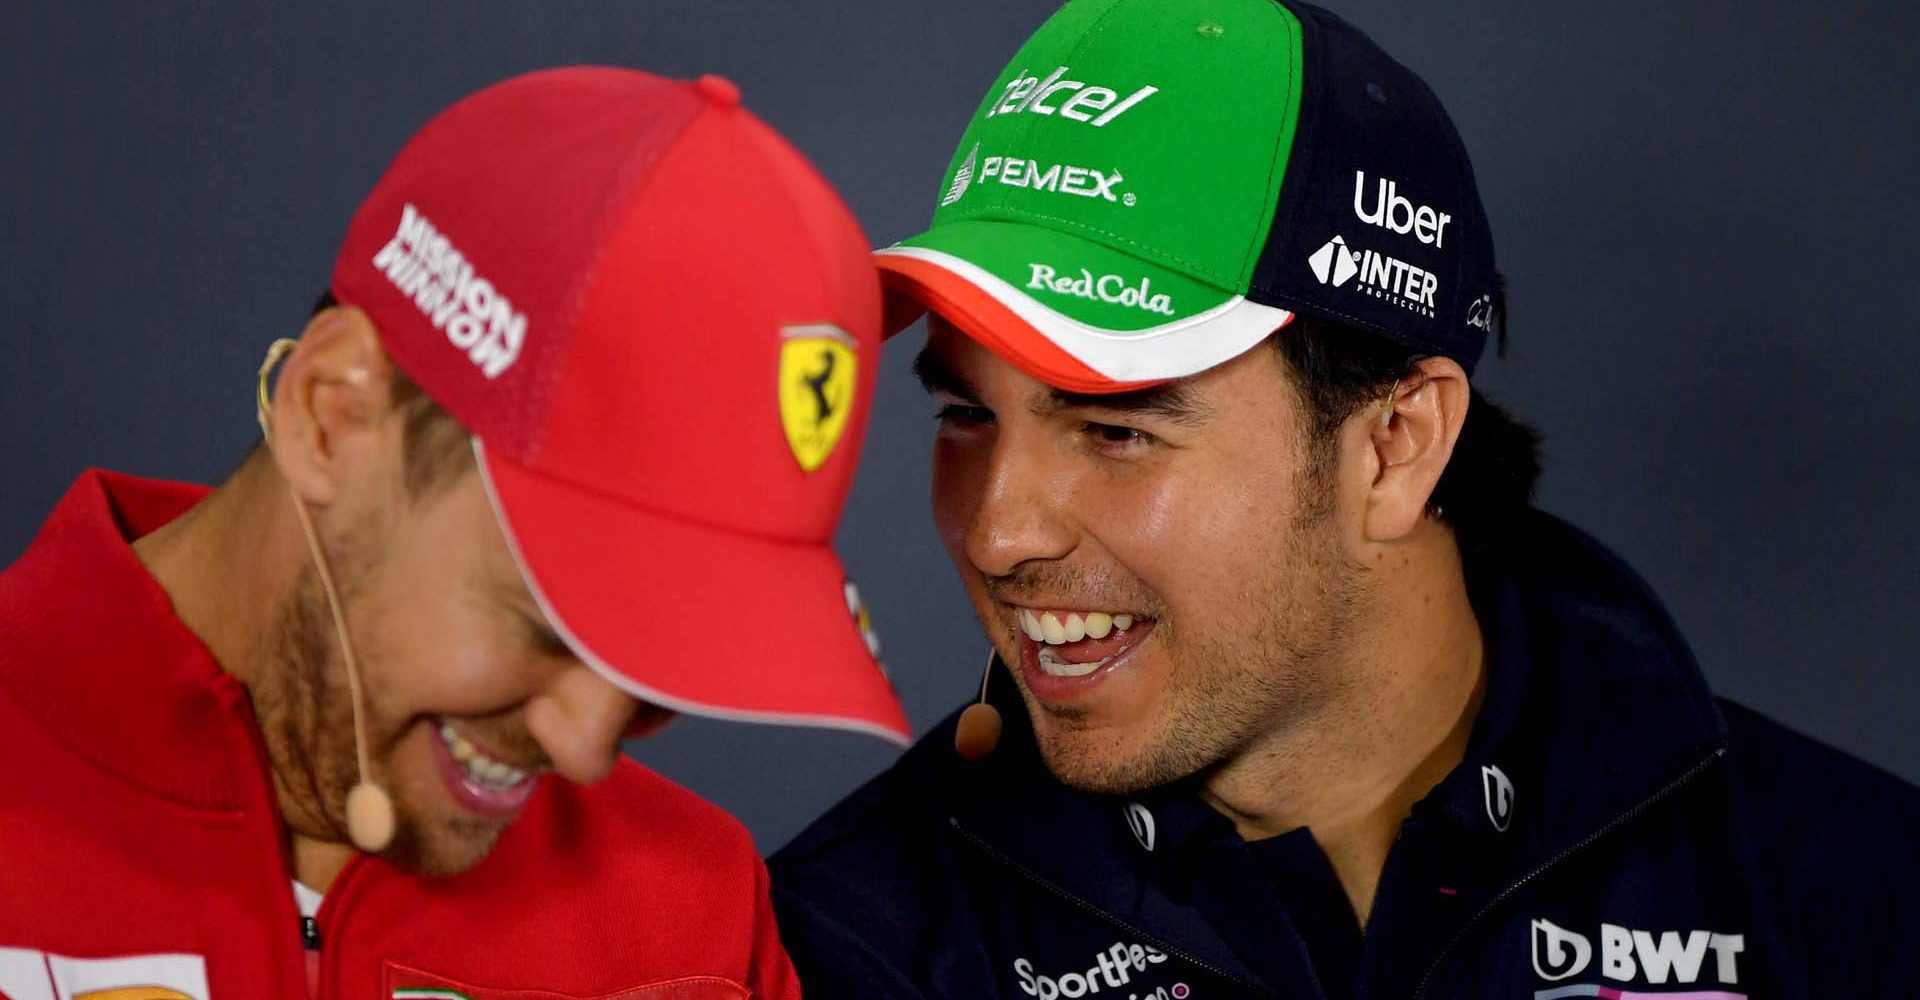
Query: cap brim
xmin=474 ymin=439 xmax=910 ymax=747
xmin=876 ymin=219 xmax=1292 ymax=393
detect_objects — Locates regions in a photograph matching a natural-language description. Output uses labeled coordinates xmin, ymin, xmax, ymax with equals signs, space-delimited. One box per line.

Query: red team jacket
xmin=0 ymin=471 xmax=802 ymax=1000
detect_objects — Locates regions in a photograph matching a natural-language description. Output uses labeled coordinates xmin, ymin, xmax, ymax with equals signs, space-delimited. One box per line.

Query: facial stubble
xmin=250 ymin=532 xmax=502 ymax=878
xmin=1023 ymin=464 xmax=1367 ymax=797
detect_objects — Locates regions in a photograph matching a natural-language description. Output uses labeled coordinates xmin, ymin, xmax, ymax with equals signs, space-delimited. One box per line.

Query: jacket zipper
xmin=949 ymin=817 xmax=1279 ymax=999
xmin=1408 ymin=746 xmax=1727 ymax=1000
xmin=301 ymin=916 xmax=323 ymax=1000
xmin=311 ymin=853 xmax=369 ymax=1000
xmin=221 ymin=675 xmax=364 ymax=1000
xmin=221 ymin=678 xmax=321 ymax=1000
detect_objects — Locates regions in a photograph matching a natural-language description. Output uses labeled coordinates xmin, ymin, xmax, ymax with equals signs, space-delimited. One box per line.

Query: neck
xmin=133 ymin=453 xmax=356 ymax=891
xmin=132 ymin=455 xmax=289 ymax=676
xmin=1199 ymin=522 xmax=1485 ymax=925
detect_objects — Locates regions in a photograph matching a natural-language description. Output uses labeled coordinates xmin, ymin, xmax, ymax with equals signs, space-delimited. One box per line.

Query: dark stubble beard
xmin=1035 ymin=463 xmax=1368 ymax=796
xmin=246 ymin=531 xmax=454 ymax=875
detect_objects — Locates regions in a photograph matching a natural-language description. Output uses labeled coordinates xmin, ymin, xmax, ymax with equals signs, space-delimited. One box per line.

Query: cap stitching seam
xmin=1247 ymin=2 xmax=1327 ymax=311
xmin=1239 ymin=4 xmax=1303 ymax=281
xmin=534 ymin=90 xmax=708 ymax=463
xmin=729 ymin=112 xmax=845 ymax=342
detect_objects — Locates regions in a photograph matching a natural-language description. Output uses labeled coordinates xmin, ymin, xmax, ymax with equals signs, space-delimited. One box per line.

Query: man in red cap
xmin=0 ymin=67 xmax=907 ymax=999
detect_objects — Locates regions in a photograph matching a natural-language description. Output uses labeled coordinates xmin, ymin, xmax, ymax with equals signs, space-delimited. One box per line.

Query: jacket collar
xmin=1416 ymin=511 xmax=1728 ymax=865
xmin=939 ymin=509 xmax=1727 ymax=971
xmin=943 ymin=682 xmax=1276 ymax=992
xmin=0 ymin=470 xmax=259 ymax=811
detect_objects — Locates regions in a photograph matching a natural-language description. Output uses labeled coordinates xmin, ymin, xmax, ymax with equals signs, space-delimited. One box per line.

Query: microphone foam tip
xmin=346 ymin=780 xmax=396 ymax=853
xmin=954 ymin=703 xmax=1003 ymax=763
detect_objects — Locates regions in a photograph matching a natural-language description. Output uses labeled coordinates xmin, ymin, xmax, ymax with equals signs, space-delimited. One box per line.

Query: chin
xmin=1033 ymin=720 xmax=1197 ymax=796
xmin=375 ymin=765 xmax=512 ymax=877
xmin=386 ymin=811 xmax=508 ymax=877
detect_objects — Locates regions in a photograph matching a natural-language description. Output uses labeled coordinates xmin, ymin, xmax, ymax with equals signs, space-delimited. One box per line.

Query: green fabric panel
xmin=924 ymin=0 xmax=1304 ymax=304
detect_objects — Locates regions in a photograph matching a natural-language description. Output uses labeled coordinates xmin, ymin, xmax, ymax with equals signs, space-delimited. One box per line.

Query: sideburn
xmin=247 ymin=517 xmax=427 ymax=865
xmin=252 ymin=560 xmax=361 ymax=846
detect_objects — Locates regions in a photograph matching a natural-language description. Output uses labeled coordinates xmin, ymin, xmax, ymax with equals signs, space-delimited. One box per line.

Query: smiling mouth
xmin=436 ymin=720 xmax=534 ymax=789
xmin=430 ymin=717 xmax=542 ymax=817
xmin=1015 ymin=607 xmax=1153 ymax=678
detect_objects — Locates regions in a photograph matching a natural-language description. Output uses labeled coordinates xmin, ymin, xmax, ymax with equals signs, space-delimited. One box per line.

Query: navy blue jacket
xmin=771 ymin=512 xmax=1920 ymax=999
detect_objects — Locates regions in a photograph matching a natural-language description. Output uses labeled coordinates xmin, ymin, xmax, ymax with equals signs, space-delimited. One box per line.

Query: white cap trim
xmin=877 ymin=245 xmax=1292 ymax=383
xmin=472 ymin=438 xmax=911 ymax=748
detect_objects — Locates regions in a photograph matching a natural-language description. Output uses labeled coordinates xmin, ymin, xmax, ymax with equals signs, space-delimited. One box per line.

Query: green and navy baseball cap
xmin=877 ymin=0 xmax=1501 ymax=391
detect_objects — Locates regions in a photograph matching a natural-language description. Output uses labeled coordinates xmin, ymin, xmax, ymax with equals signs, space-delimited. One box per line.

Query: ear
xmin=264 ymin=306 xmax=399 ymax=506
xmin=1359 ymin=356 xmax=1469 ymax=542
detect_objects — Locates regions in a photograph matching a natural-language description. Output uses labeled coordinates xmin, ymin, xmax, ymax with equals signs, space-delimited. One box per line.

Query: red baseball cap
xmin=330 ymin=67 xmax=909 ymax=745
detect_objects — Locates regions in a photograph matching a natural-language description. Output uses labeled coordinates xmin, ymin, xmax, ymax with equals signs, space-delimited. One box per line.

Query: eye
xmin=1082 ymin=420 xmax=1155 ymax=452
xmin=528 ymin=621 xmax=571 ymax=659
xmin=934 ymin=403 xmax=994 ymax=428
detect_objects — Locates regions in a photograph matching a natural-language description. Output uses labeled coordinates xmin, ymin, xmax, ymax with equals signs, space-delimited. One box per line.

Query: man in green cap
xmin=771 ymin=0 xmax=1920 ymax=997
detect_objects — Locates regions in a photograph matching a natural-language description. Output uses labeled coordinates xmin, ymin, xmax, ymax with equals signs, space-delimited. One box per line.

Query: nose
xmin=963 ymin=431 xmax=1079 ymax=579
xmin=523 ymin=664 xmax=640 ymax=785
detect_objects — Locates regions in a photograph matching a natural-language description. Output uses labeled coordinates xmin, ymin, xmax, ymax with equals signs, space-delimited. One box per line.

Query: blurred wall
xmin=3 ymin=0 xmax=1915 ymax=851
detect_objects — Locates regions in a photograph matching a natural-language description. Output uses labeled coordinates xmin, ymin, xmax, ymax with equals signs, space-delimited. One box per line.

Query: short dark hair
xmin=1274 ymin=312 xmax=1541 ymax=550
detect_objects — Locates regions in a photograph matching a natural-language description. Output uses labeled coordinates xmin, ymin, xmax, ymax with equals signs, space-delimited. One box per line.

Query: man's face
xmin=922 ymin=319 xmax=1366 ymax=794
xmin=255 ymin=457 xmax=643 ymax=877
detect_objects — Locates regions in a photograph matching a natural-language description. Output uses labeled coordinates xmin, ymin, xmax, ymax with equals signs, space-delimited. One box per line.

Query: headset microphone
xmin=953 ymin=648 xmax=1003 ymax=762
xmin=257 ymin=338 xmax=396 ymax=854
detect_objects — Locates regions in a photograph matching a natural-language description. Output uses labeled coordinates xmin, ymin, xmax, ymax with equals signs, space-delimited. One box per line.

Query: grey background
xmin=3 ymin=1 xmax=1915 ymax=853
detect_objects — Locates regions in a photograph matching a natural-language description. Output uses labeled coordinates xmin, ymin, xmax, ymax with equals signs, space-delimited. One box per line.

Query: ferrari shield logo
xmin=778 ymin=324 xmax=858 ymax=472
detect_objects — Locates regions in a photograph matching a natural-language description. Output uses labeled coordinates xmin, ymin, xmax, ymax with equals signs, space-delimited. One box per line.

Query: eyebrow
xmin=913 ymin=346 xmax=979 ymax=402
xmin=1045 ymin=382 xmax=1211 ymax=426
xmin=913 ymin=344 xmax=1212 ymax=426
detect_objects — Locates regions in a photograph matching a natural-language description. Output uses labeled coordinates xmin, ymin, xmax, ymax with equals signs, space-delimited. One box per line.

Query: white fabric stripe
xmin=472 ymin=439 xmax=910 ymax=748
xmin=878 ymin=245 xmax=1291 ymax=383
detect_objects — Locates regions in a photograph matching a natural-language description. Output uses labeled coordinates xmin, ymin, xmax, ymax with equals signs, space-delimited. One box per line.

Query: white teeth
xmin=1040 ymin=613 xmax=1068 ymax=645
xmin=1064 ymin=613 xmax=1087 ymax=642
xmin=437 ymin=720 xmax=529 ymax=790
xmin=439 ymin=721 xmax=475 ymax=763
xmin=1019 ymin=609 xmax=1142 ymax=645
xmin=1020 ymin=608 xmax=1046 ymax=642
xmin=1084 ymin=612 xmax=1113 ymax=639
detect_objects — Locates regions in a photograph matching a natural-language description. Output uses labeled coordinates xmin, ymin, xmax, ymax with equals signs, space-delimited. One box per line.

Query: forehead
xmin=919 ymin=317 xmax=1279 ymax=427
